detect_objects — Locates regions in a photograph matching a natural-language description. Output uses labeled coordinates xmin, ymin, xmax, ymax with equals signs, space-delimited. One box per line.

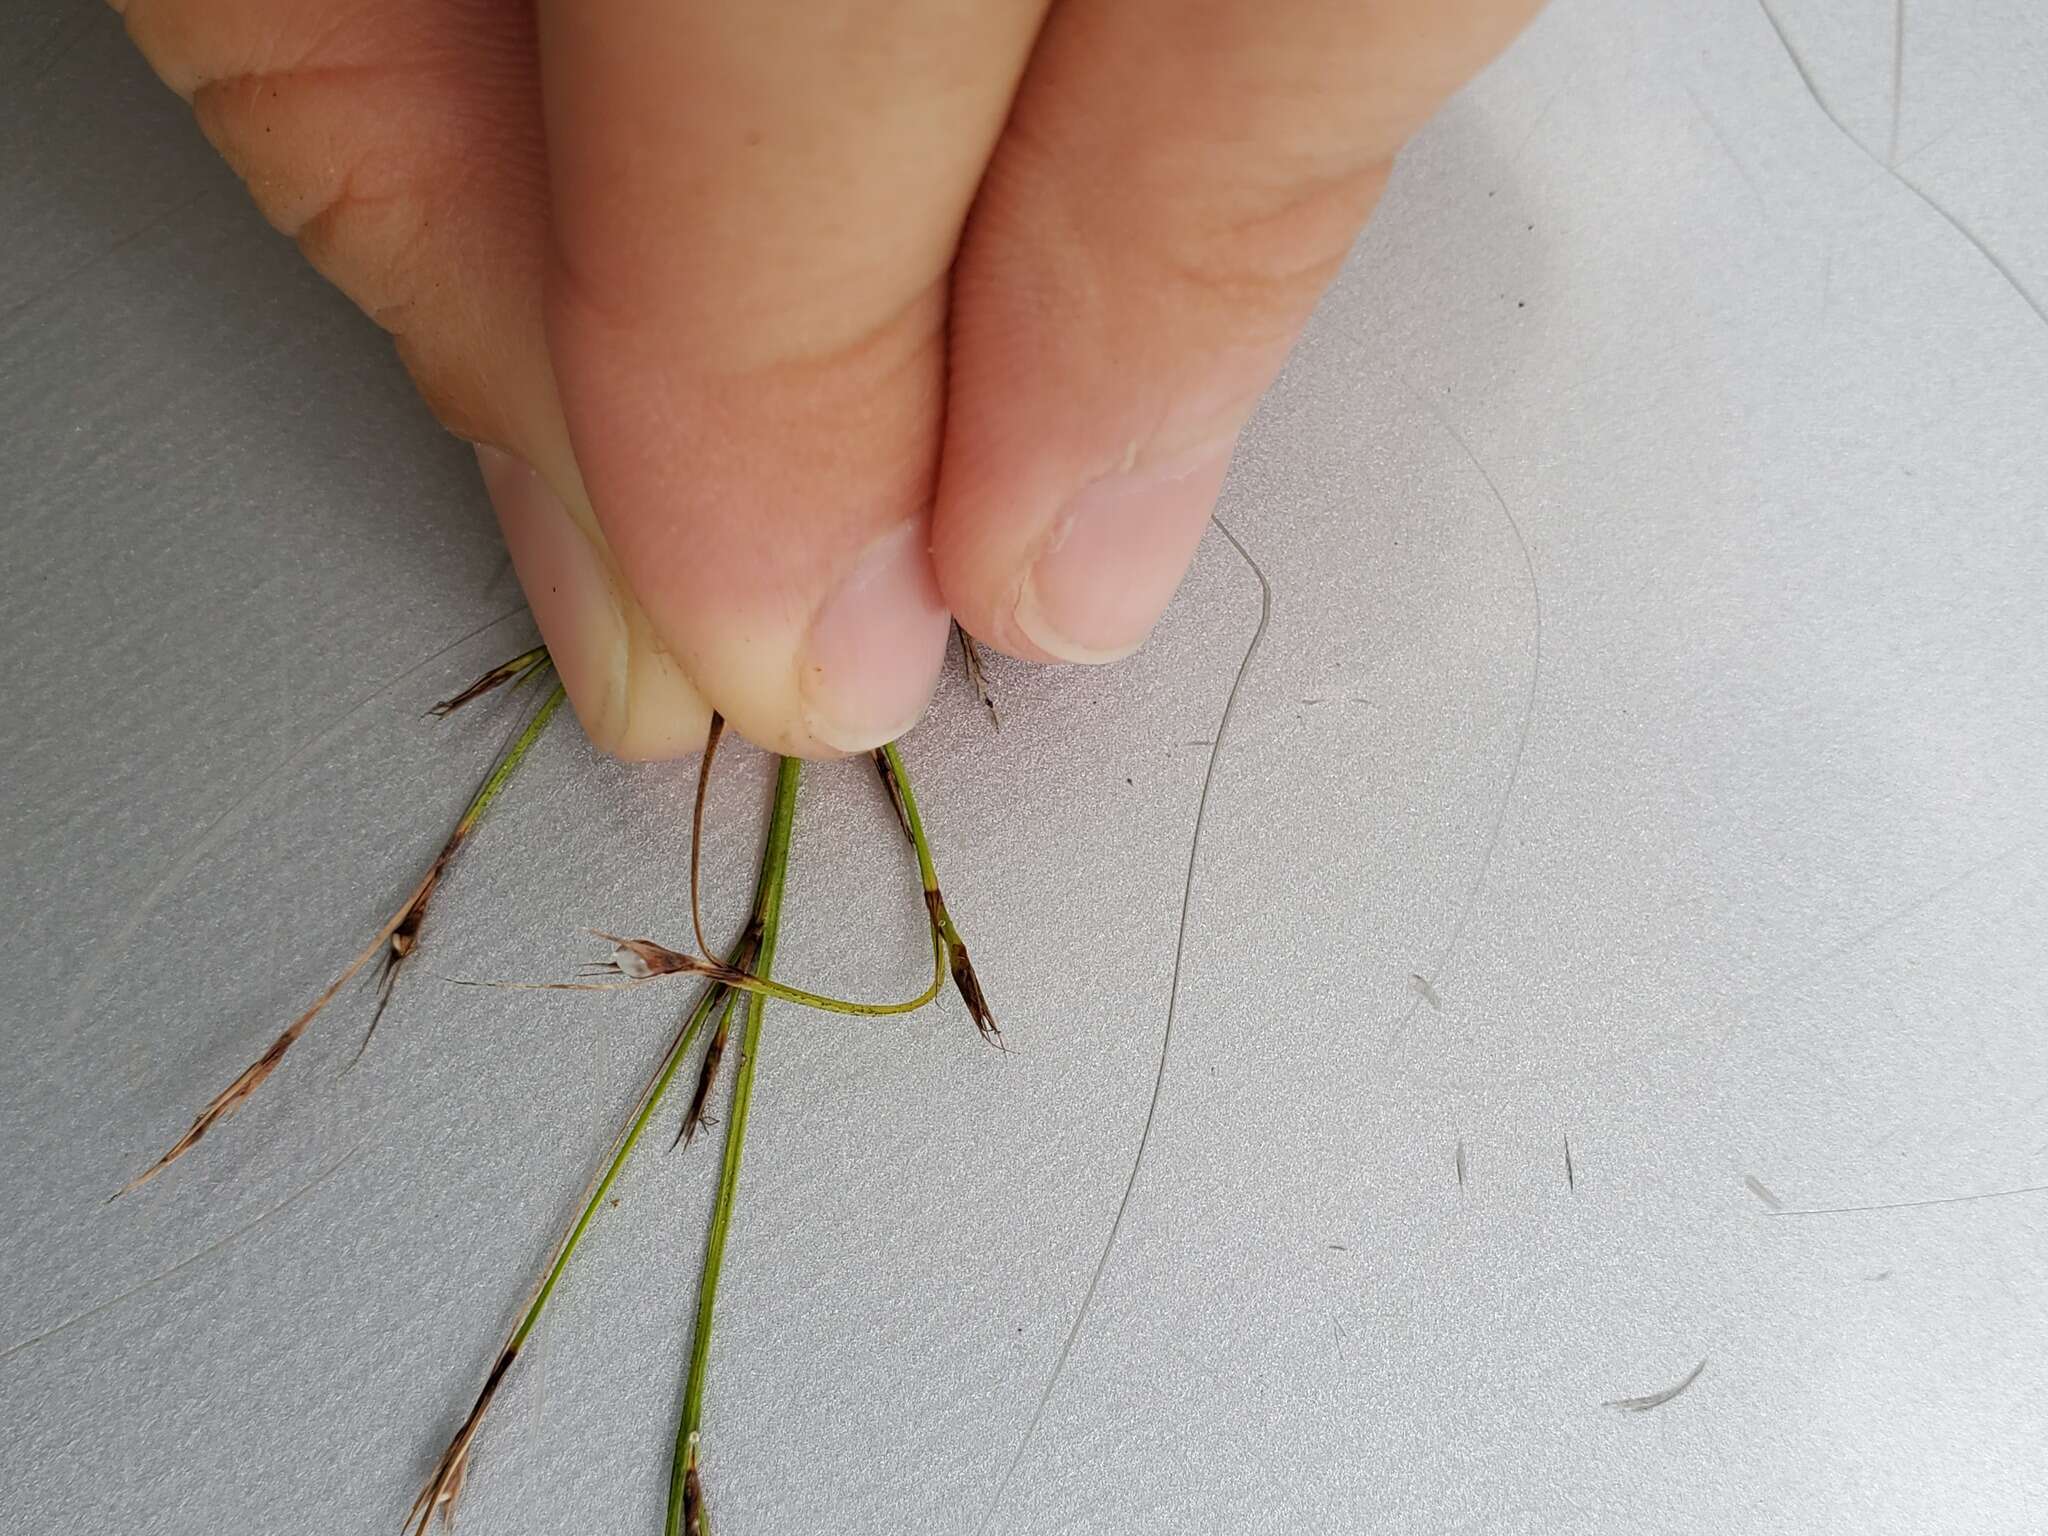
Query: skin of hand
xmin=114 ymin=0 xmax=1545 ymax=759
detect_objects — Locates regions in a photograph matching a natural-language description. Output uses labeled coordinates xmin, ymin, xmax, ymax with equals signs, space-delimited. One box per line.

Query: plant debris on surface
xmin=1605 ymin=1357 xmax=1708 ymax=1413
xmin=116 ymin=667 xmax=566 ymax=1198
xmin=124 ymin=643 xmax=1001 ymax=1534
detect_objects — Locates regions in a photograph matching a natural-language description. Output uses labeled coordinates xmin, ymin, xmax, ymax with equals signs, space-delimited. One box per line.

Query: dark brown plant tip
xmin=114 ymin=860 xmax=446 ymax=1199
xmin=348 ymin=835 xmax=459 ymax=1070
xmin=676 ymin=923 xmax=759 ymax=1151
xmin=923 ymin=888 xmax=1001 ymax=1049
xmin=427 ymin=644 xmax=549 ymax=719
xmin=676 ymin=1003 xmax=731 ymax=1151
xmin=120 ymin=679 xmax=565 ymax=1198
xmin=871 ymin=749 xmax=912 ymax=844
xmin=690 ymin=712 xmax=727 ymax=960
xmin=955 ymin=621 xmax=999 ymax=731
xmin=409 ymin=1344 xmax=517 ymax=1533
xmin=681 ymin=1451 xmax=707 ymax=1536
xmin=949 ymin=938 xmax=1000 ymax=1049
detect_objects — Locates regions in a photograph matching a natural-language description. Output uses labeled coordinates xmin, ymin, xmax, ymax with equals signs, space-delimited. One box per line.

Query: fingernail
xmin=1015 ymin=441 xmax=1239 ymax=663
xmin=477 ymin=445 xmax=629 ymax=740
xmin=799 ymin=521 xmax=949 ymax=753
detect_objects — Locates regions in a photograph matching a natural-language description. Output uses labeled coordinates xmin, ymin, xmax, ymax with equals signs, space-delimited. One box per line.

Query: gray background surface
xmin=5 ymin=1 xmax=2046 ymax=1532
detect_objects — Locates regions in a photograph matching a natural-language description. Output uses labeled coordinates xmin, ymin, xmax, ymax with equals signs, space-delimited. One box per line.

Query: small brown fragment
xmin=409 ymin=1344 xmax=518 ymax=1533
xmin=681 ymin=1461 xmax=707 ymax=1536
xmin=428 ymin=645 xmax=548 ymax=718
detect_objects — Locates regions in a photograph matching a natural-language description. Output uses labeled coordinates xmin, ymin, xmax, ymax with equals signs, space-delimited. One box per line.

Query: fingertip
xmin=793 ymin=520 xmax=951 ymax=756
xmin=478 ymin=445 xmax=711 ymax=760
xmin=1008 ymin=439 xmax=1238 ymax=664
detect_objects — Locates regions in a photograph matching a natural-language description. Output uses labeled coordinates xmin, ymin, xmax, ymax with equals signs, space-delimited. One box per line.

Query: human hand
xmin=117 ymin=0 xmax=1543 ymax=757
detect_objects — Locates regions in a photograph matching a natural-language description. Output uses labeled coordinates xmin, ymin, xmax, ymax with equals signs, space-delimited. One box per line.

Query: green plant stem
xmin=669 ymin=755 xmax=800 ymax=1536
xmin=511 ymin=958 xmax=726 ymax=1352
xmin=457 ymin=678 xmax=566 ymax=839
xmin=710 ymin=938 xmax=943 ymax=1017
xmin=691 ymin=742 xmax=951 ymax=1019
xmin=879 ymin=741 xmax=941 ymax=895
xmin=882 ymin=740 xmax=974 ymax=970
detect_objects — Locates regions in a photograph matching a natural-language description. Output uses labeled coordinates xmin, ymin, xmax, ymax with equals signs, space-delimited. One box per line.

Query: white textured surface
xmin=4 ymin=3 xmax=2046 ymax=1533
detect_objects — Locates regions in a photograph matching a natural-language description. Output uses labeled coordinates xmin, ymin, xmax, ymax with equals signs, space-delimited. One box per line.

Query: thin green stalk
xmin=457 ymin=679 xmax=566 ymax=836
xmin=668 ymin=755 xmax=801 ymax=1536
xmin=881 ymin=741 xmax=999 ymax=1044
xmin=881 ymin=741 xmax=941 ymax=895
xmin=411 ymin=935 xmax=736 ymax=1534
xmin=511 ymin=968 xmax=719 ymax=1349
xmin=710 ymin=937 xmax=944 ymax=1017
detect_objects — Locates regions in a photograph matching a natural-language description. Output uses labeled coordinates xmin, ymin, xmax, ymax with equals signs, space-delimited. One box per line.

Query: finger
xmin=934 ymin=0 xmax=1546 ymax=663
xmin=536 ymin=0 xmax=1050 ymax=756
xmin=115 ymin=0 xmax=713 ymax=757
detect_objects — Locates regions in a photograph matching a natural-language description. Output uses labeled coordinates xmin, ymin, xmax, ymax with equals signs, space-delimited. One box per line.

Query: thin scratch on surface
xmin=969 ymin=519 xmax=1271 ymax=1536
xmin=1455 ymin=1139 xmax=1467 ymax=1190
xmin=1757 ymin=0 xmax=2047 ymax=331
xmin=1384 ymin=394 xmax=1544 ymax=1053
xmin=1409 ymin=973 xmax=1442 ymax=1012
xmin=1506 ymin=75 xmax=1576 ymax=172
xmin=1744 ymin=1174 xmax=1785 ymax=1211
xmin=56 ymin=605 xmax=534 ymax=1047
xmin=1565 ymin=1134 xmax=1576 ymax=1192
xmin=1758 ymin=839 xmax=2036 ymax=1005
xmin=1606 ymin=1357 xmax=1707 ymax=1413
xmin=25 ymin=11 xmax=91 ymax=86
xmin=0 ymin=190 xmax=214 ymax=329
xmin=1772 ymin=1181 xmax=2048 ymax=1217
xmin=1682 ymin=81 xmax=1769 ymax=219
xmin=0 ymin=1145 xmax=359 ymax=1366
xmin=1887 ymin=0 xmax=1906 ymax=169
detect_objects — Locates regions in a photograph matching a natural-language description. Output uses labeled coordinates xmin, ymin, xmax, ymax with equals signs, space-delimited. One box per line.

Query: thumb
xmin=117 ymin=0 xmax=712 ymax=757
xmin=934 ymin=0 xmax=1545 ymax=663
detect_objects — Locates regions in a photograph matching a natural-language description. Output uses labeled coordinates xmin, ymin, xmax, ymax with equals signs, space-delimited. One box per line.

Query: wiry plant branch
xmin=117 ymin=677 xmax=566 ymax=1198
xmin=878 ymin=741 xmax=1000 ymax=1046
xmin=409 ymin=944 xmax=742 ymax=1532
xmin=668 ymin=755 xmax=800 ymax=1536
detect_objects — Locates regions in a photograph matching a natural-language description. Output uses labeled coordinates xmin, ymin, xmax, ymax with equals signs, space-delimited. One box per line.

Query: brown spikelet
xmin=114 ymin=859 xmax=445 ymax=1199
xmin=925 ymin=888 xmax=1000 ymax=1048
xmin=948 ymin=934 xmax=999 ymax=1048
xmin=955 ymin=621 xmax=999 ymax=731
xmin=591 ymin=933 xmax=706 ymax=981
xmin=872 ymin=749 xmax=912 ymax=843
xmin=681 ymin=1458 xmax=707 ymax=1536
xmin=408 ymin=1345 xmax=517 ymax=1534
xmin=346 ymin=848 xmax=452 ymax=1070
xmin=427 ymin=645 xmax=548 ymax=718
xmin=676 ymin=921 xmax=757 ymax=1150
